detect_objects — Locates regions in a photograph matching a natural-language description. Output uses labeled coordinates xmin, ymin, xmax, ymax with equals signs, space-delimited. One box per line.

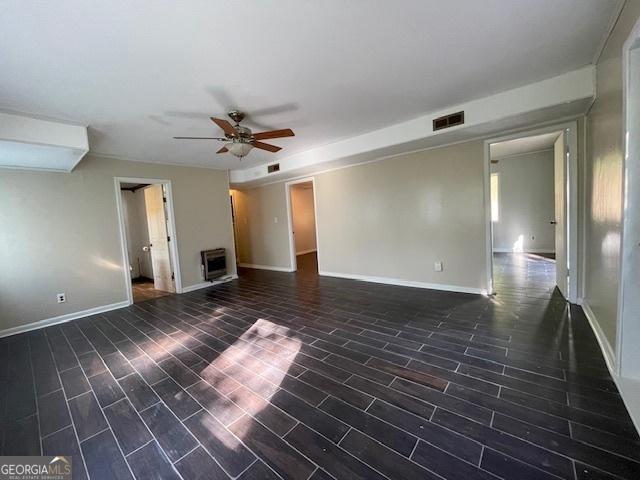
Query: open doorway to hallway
xmin=488 ymin=127 xmax=572 ymax=298
xmin=118 ymin=181 xmax=179 ymax=303
xmin=287 ymin=179 xmax=319 ymax=276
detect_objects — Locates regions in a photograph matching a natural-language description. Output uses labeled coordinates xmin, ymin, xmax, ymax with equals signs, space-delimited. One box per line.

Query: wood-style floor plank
xmin=0 ymin=253 xmax=638 ymax=479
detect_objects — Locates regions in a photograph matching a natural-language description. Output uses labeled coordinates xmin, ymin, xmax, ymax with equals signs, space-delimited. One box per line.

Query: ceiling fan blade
xmin=173 ymin=136 xmax=227 ymax=140
xmin=210 ymin=117 xmax=236 ymax=135
xmin=252 ymin=128 xmax=295 ymax=140
xmin=252 ymin=141 xmax=282 ymax=153
xmin=216 ymin=146 xmax=229 ymax=154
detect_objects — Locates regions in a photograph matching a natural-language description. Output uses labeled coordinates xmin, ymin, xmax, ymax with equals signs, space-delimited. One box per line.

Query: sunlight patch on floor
xmin=194 ymin=317 xmax=301 ymax=450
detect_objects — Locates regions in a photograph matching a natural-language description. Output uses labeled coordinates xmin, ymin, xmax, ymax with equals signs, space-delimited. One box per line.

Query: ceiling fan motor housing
xmin=227 ymin=110 xmax=245 ymax=125
xmin=232 ymin=125 xmax=253 ymax=140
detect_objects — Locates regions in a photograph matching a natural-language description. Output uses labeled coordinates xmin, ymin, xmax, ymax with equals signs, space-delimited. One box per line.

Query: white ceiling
xmin=0 ymin=0 xmax=620 ymax=171
xmin=490 ymin=132 xmax=562 ymax=158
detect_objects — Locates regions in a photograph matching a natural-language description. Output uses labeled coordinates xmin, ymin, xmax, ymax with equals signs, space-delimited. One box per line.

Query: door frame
xmin=617 ymin=17 xmax=640 ymax=378
xmin=285 ymin=177 xmax=320 ymax=272
xmin=482 ymin=120 xmax=579 ymax=302
xmin=114 ymin=177 xmax=183 ymax=305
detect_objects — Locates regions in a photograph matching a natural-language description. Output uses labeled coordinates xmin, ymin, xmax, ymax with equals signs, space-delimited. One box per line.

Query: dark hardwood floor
xmin=132 ymin=278 xmax=172 ymax=303
xmin=295 ymin=252 xmax=318 ymax=276
xmin=1 ymin=253 xmax=638 ymax=479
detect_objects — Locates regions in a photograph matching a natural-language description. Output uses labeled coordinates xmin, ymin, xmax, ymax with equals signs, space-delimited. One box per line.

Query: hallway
xmin=295 ymin=252 xmax=318 ymax=277
xmin=493 ymin=252 xmax=557 ymax=298
xmin=132 ymin=278 xmax=172 ymax=303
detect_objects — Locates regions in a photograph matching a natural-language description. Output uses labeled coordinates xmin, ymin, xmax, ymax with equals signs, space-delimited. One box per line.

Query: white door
xmin=144 ymin=185 xmax=174 ymax=293
xmin=553 ymin=133 xmax=568 ymax=298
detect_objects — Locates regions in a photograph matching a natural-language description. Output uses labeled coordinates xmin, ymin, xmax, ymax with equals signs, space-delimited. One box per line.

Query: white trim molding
xmin=483 ymin=120 xmax=579 ymax=302
xmin=581 ymin=302 xmax=616 ymax=373
xmin=114 ymin=177 xmax=183 ymax=305
xmin=296 ymin=249 xmax=318 ymax=255
xmin=239 ymin=263 xmax=295 ymax=272
xmin=492 ymin=248 xmax=556 ymax=254
xmin=0 ymin=301 xmax=129 ymax=339
xmin=181 ymin=274 xmax=238 ymax=293
xmin=617 ymin=15 xmax=640 ymax=380
xmin=581 ymin=300 xmax=640 ymax=435
xmin=616 ymin=377 xmax=640 ymax=437
xmin=0 ymin=273 xmax=240 ymax=339
xmin=319 ymin=270 xmax=484 ymax=295
xmin=285 ymin=177 xmax=320 ymax=273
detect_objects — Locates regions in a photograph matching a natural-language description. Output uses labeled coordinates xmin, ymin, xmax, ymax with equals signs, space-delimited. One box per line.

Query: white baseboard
xmin=296 ymin=249 xmax=317 ymax=255
xmin=581 ymin=301 xmax=616 ymax=373
xmin=181 ymin=274 xmax=238 ymax=293
xmin=580 ymin=300 xmax=640 ymax=435
xmin=616 ymin=376 xmax=640 ymax=437
xmin=0 ymin=274 xmax=241 ymax=339
xmin=492 ymin=248 xmax=556 ymax=254
xmin=0 ymin=300 xmax=129 ymax=339
xmin=239 ymin=263 xmax=294 ymax=272
xmin=318 ymin=270 xmax=484 ymax=295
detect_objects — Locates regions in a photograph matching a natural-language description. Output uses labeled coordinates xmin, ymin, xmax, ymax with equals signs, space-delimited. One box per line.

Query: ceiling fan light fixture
xmin=226 ymin=141 xmax=253 ymax=158
xmin=175 ymin=111 xmax=293 ymax=159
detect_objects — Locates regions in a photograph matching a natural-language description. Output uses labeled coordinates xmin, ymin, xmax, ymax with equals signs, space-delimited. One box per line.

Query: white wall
xmin=490 ymin=149 xmax=555 ymax=253
xmin=290 ymin=183 xmax=317 ymax=254
xmin=314 ymin=140 xmax=487 ymax=292
xmin=121 ymin=189 xmax=152 ymax=279
xmin=0 ymin=155 xmax=236 ymax=333
xmin=583 ymin=1 xmax=640 ymax=352
xmin=232 ymin=141 xmax=487 ymax=292
xmin=231 ymin=184 xmax=292 ymax=270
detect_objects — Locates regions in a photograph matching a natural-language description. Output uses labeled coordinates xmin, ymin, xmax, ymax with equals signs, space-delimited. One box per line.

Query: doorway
xmin=115 ymin=178 xmax=182 ymax=304
xmin=484 ymin=121 xmax=578 ymax=302
xmin=286 ymin=178 xmax=319 ymax=275
xmin=230 ymin=192 xmax=240 ymax=267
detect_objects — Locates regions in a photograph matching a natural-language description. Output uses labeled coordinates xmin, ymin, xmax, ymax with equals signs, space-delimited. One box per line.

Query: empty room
xmin=489 ymin=130 xmax=565 ymax=298
xmin=1 ymin=1 xmax=640 ymax=480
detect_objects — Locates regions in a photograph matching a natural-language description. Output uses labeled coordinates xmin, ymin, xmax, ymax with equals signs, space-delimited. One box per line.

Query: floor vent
xmin=268 ymin=163 xmax=280 ymax=173
xmin=433 ymin=111 xmax=465 ymax=131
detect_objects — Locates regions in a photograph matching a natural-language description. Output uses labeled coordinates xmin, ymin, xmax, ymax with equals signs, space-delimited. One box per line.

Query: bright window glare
xmin=491 ymin=173 xmax=499 ymax=222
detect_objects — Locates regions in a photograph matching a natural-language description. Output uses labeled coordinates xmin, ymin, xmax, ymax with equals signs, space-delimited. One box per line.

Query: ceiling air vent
xmin=267 ymin=163 xmax=280 ymax=173
xmin=433 ymin=111 xmax=465 ymax=131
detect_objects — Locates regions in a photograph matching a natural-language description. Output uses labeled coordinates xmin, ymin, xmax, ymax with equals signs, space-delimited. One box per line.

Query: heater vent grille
xmin=433 ymin=111 xmax=465 ymax=131
xmin=268 ymin=163 xmax=280 ymax=173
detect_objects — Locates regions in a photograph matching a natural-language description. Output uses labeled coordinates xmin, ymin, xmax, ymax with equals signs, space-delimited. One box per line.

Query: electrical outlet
xmin=434 ymin=261 xmax=443 ymax=272
xmin=274 ymin=216 xmax=279 ymax=223
xmin=57 ymin=293 xmax=66 ymax=303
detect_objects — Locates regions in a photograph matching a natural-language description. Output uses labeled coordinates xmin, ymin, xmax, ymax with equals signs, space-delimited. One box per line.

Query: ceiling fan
xmin=173 ymin=110 xmax=294 ymax=159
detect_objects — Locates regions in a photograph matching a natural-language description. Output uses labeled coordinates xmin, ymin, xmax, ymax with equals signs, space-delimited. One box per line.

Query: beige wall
xmin=233 ymin=141 xmax=487 ymax=290
xmin=231 ymin=183 xmax=292 ymax=269
xmin=583 ymin=1 xmax=640 ymax=349
xmin=491 ymin=149 xmax=555 ymax=252
xmin=290 ymin=183 xmax=317 ymax=254
xmin=315 ymin=141 xmax=487 ymax=291
xmin=0 ymin=155 xmax=236 ymax=332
